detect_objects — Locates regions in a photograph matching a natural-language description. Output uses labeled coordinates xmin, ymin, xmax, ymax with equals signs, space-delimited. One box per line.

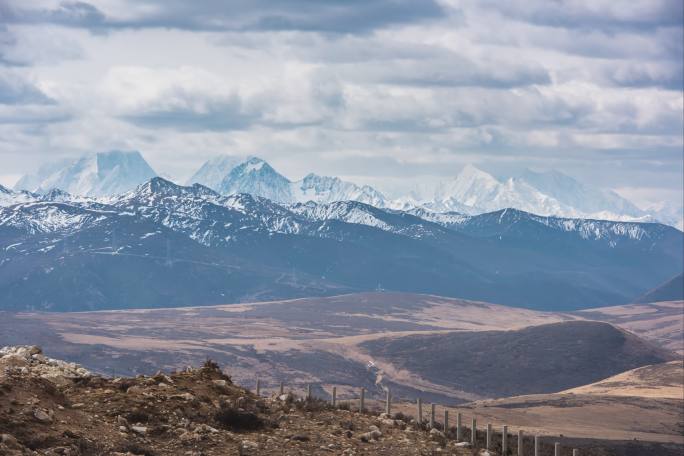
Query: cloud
xmin=478 ymin=0 xmax=683 ymax=30
xmin=3 ymin=0 xmax=448 ymax=33
xmin=0 ymin=0 xmax=681 ymax=208
xmin=0 ymin=71 xmax=54 ymax=104
xmin=99 ymin=66 xmax=261 ymax=131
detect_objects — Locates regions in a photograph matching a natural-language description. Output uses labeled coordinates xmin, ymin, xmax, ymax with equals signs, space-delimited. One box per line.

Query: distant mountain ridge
xmin=0 ymin=177 xmax=681 ymax=312
xmin=12 ymin=152 xmax=681 ymax=228
xmin=13 ymin=151 xmax=157 ymax=197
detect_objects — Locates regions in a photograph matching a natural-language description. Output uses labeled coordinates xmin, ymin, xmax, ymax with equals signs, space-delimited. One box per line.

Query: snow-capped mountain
xmin=414 ymin=164 xmax=654 ymax=223
xmin=13 ymin=151 xmax=157 ymax=197
xmin=517 ymin=168 xmax=644 ymax=217
xmin=13 ymin=152 xmax=679 ymax=229
xmin=191 ymin=156 xmax=389 ymax=206
xmin=217 ymin=157 xmax=294 ymax=203
xmin=1 ymin=176 xmax=681 ymax=311
xmin=185 ymin=154 xmax=249 ymax=190
xmin=0 ymin=185 xmax=37 ymax=207
xmin=292 ymin=174 xmax=387 ymax=207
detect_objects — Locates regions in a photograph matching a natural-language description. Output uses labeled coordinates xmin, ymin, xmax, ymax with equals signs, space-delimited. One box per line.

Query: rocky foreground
xmin=0 ymin=346 xmax=475 ymax=456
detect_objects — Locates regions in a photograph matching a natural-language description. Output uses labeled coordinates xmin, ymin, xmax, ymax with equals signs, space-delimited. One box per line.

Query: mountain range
xmin=0 ymin=177 xmax=681 ymax=311
xmin=13 ymin=150 xmax=157 ymax=197
xmin=11 ymin=151 xmax=682 ymax=228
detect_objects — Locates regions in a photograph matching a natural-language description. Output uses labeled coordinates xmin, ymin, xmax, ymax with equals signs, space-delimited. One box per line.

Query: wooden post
xmin=279 ymin=381 xmax=284 ymax=395
xmin=534 ymin=436 xmax=539 ymax=456
xmin=385 ymin=389 xmax=391 ymax=415
xmin=518 ymin=430 xmax=524 ymax=456
xmin=486 ymin=423 xmax=492 ymax=449
xmin=471 ymin=418 xmax=477 ymax=446
xmin=430 ymin=403 xmax=435 ymax=428
xmin=443 ymin=410 xmax=449 ymax=436
xmin=332 ymin=386 xmax=337 ymax=407
xmin=359 ymin=387 xmax=365 ymax=413
xmin=555 ymin=442 xmax=560 ymax=456
xmin=255 ymin=378 xmax=260 ymax=396
xmin=572 ymin=450 xmax=578 ymax=456
xmin=456 ymin=412 xmax=462 ymax=441
xmin=502 ymin=425 xmax=508 ymax=455
xmin=417 ymin=398 xmax=422 ymax=427
xmin=307 ymin=384 xmax=311 ymax=400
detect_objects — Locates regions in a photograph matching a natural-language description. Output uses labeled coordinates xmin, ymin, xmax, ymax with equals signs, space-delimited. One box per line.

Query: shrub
xmin=214 ymin=406 xmax=264 ymax=431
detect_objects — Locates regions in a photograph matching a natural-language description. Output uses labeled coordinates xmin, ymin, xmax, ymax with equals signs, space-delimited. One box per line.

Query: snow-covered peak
xmin=291 ymin=173 xmax=387 ymax=207
xmin=0 ymin=185 xmax=38 ymax=207
xmin=14 ymin=151 xmax=157 ymax=197
xmin=218 ymin=157 xmax=293 ymax=203
xmin=435 ymin=165 xmax=501 ymax=207
xmin=185 ymin=155 xmax=249 ymax=190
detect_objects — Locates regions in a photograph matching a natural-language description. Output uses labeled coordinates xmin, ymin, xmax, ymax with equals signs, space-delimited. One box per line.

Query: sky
xmin=0 ymin=0 xmax=682 ymax=209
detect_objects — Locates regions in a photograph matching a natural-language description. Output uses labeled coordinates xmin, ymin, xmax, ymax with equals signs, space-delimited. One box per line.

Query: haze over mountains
xmin=10 ymin=151 xmax=682 ymax=228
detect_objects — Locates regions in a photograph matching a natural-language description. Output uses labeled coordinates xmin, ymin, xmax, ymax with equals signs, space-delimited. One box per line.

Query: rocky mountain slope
xmin=0 ymin=178 xmax=681 ymax=311
xmin=2 ymin=346 xmax=681 ymax=456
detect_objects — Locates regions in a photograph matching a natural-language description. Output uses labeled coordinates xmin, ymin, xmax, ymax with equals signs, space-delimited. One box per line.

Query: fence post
xmin=456 ymin=412 xmax=462 ymax=441
xmin=359 ymin=387 xmax=365 ymax=413
xmin=534 ymin=435 xmax=539 ymax=456
xmin=385 ymin=389 xmax=391 ymax=415
xmin=573 ymin=450 xmax=578 ymax=456
xmin=255 ymin=378 xmax=260 ymax=396
xmin=443 ymin=410 xmax=449 ymax=437
xmin=279 ymin=381 xmax=284 ymax=395
xmin=486 ymin=423 xmax=492 ymax=449
xmin=307 ymin=384 xmax=311 ymax=400
xmin=430 ymin=403 xmax=435 ymax=428
xmin=518 ymin=429 xmax=524 ymax=456
xmin=471 ymin=418 xmax=477 ymax=446
xmin=417 ymin=398 xmax=423 ymax=427
xmin=554 ymin=442 xmax=560 ymax=456
xmin=502 ymin=425 xmax=508 ymax=455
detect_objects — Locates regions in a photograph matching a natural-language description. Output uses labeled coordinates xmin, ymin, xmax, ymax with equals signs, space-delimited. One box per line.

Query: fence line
xmin=249 ymin=378 xmax=581 ymax=455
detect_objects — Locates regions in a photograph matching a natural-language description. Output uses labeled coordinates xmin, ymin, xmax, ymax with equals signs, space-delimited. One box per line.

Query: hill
xmin=576 ymin=300 xmax=684 ymax=354
xmin=634 ymin=274 xmax=684 ymax=303
xmin=1 ymin=293 xmax=678 ymax=406
xmin=562 ymin=361 xmax=683 ymax=399
xmin=361 ymin=321 xmax=677 ymax=397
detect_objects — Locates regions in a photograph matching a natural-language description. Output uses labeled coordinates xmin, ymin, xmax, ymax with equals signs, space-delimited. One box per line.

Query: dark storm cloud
xmin=2 ymin=0 xmax=447 ymax=33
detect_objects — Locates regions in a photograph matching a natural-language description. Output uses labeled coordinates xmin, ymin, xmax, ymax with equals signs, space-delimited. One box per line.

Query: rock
xmin=212 ymin=379 xmax=227 ymax=387
xmin=130 ymin=426 xmax=147 ymax=435
xmin=71 ymin=403 xmax=85 ymax=409
xmin=33 ymin=409 xmax=53 ymax=423
xmin=291 ymin=434 xmax=310 ymax=442
xmin=126 ymin=386 xmax=144 ymax=394
xmin=278 ymin=393 xmax=291 ymax=402
xmin=454 ymin=441 xmax=471 ymax=448
xmin=1 ymin=434 xmax=21 ymax=449
xmin=116 ymin=415 xmax=129 ymax=428
xmin=239 ymin=440 xmax=259 ymax=454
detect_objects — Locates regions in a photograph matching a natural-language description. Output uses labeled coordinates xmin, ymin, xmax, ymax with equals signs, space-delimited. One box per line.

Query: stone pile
xmin=0 ymin=345 xmax=91 ymax=385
